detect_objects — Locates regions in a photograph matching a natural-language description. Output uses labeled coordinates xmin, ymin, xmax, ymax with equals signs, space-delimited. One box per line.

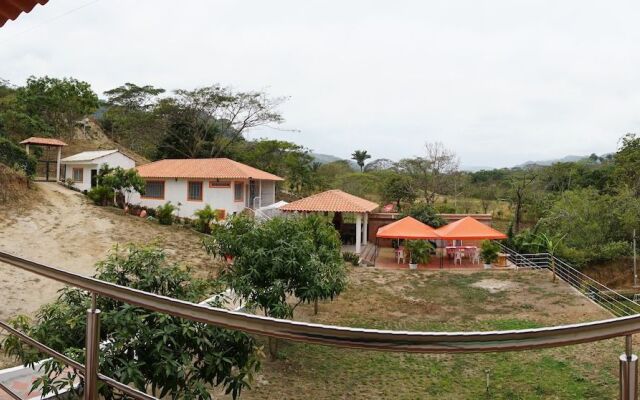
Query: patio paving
xmin=374 ymin=247 xmax=498 ymax=270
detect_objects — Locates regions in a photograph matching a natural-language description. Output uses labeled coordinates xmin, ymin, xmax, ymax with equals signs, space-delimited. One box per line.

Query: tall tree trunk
xmin=514 ymin=191 xmax=523 ymax=234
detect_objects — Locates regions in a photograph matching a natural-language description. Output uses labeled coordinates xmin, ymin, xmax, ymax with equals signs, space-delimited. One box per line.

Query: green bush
xmin=156 ymin=202 xmax=177 ymax=225
xmin=194 ymin=204 xmax=219 ymax=233
xmin=480 ymin=240 xmax=500 ymax=264
xmin=342 ymin=251 xmax=360 ymax=266
xmin=0 ymin=137 xmax=37 ymax=177
xmin=405 ymin=240 xmax=434 ymax=264
xmin=87 ymin=185 xmax=114 ymax=206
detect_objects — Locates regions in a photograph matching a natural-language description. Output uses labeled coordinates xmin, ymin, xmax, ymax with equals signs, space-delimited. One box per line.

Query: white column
xmin=363 ymin=213 xmax=369 ymax=244
xmin=56 ymin=147 xmax=61 ymax=181
xmin=25 ymin=144 xmax=30 ymax=155
xmin=355 ymin=213 xmax=362 ymax=254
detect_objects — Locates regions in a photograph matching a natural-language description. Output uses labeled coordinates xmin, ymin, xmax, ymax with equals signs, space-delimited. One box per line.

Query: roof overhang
xmin=0 ymin=0 xmax=48 ymax=28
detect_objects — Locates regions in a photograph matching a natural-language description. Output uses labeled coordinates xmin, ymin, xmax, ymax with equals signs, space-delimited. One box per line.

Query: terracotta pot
xmin=140 ymin=209 xmax=147 ymax=218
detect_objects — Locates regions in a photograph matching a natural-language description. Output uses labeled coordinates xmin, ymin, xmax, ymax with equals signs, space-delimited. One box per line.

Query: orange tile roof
xmin=19 ymin=137 xmax=67 ymax=147
xmin=0 ymin=0 xmax=48 ymax=28
xmin=376 ymin=216 xmax=441 ymax=239
xmin=435 ymin=216 xmax=507 ymax=240
xmin=136 ymin=158 xmax=284 ymax=181
xmin=280 ymin=190 xmax=378 ymax=213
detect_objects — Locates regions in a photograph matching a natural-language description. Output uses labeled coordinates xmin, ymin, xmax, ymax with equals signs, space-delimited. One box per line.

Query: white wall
xmin=130 ymin=179 xmax=278 ymax=218
xmin=63 ymin=163 xmax=95 ymax=192
xmin=62 ymin=152 xmax=136 ymax=192
xmin=260 ymin=181 xmax=276 ymax=208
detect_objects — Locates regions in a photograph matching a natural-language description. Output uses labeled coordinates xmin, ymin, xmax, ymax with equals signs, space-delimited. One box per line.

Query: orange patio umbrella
xmin=377 ymin=216 xmax=441 ymax=240
xmin=435 ymin=216 xmax=507 ymax=240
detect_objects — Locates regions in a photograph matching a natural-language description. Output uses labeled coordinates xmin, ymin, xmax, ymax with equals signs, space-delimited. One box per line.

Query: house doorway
xmin=91 ymin=169 xmax=98 ymax=188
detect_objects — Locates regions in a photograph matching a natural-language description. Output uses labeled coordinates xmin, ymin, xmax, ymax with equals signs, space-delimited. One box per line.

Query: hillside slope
xmin=63 ymin=118 xmax=149 ymax=165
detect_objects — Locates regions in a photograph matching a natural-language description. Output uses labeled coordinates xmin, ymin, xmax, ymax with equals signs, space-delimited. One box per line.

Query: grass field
xmin=235 ymin=268 xmax=624 ymax=400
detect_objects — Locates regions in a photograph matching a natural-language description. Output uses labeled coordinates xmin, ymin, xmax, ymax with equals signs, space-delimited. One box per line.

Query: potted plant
xmin=405 ymin=240 xmax=433 ymax=270
xmin=480 ymin=240 xmax=500 ymax=269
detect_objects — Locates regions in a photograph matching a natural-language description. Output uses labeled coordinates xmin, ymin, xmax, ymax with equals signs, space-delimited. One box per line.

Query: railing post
xmin=85 ymin=293 xmax=101 ymax=400
xmin=620 ymin=335 xmax=638 ymax=400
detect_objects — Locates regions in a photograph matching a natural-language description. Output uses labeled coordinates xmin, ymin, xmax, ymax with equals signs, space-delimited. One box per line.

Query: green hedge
xmin=0 ymin=137 xmax=37 ymax=177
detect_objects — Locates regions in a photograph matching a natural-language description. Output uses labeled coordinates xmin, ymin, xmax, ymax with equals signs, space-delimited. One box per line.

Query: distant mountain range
xmin=515 ymin=155 xmax=589 ymax=168
xmin=311 ymin=152 xmax=359 ymax=169
xmin=311 ymin=152 xmax=610 ymax=172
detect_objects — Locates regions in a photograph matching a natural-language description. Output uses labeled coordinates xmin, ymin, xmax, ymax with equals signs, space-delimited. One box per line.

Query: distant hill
xmin=516 ymin=155 xmax=587 ymax=168
xmin=311 ymin=152 xmax=358 ymax=170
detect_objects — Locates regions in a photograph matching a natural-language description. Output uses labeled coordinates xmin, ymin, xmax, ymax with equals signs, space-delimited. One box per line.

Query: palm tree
xmin=351 ymin=150 xmax=371 ymax=172
xmin=531 ymin=233 xmax=566 ymax=282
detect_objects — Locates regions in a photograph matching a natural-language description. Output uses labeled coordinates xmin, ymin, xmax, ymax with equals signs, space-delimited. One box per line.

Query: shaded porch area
xmin=374 ymin=247 xmax=485 ymax=270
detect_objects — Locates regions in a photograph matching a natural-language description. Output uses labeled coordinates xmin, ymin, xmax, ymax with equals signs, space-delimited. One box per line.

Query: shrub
xmin=342 ymin=251 xmax=360 ymax=266
xmin=87 ymin=185 xmax=114 ymax=206
xmin=156 ymin=202 xmax=177 ymax=225
xmin=0 ymin=137 xmax=37 ymax=177
xmin=405 ymin=240 xmax=434 ymax=264
xmin=194 ymin=204 xmax=219 ymax=233
xmin=480 ymin=240 xmax=500 ymax=264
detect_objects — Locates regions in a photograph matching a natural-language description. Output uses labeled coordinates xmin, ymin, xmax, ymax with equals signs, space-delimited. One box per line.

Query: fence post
xmin=620 ymin=335 xmax=638 ymax=400
xmin=85 ymin=293 xmax=101 ymax=400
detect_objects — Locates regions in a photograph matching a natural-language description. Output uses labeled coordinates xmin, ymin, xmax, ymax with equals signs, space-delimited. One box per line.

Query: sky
xmin=2 ymin=0 xmax=640 ymax=168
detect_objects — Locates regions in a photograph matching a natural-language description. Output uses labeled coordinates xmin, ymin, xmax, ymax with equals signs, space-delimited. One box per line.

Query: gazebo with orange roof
xmin=19 ymin=137 xmax=68 ymax=182
xmin=377 ymin=216 xmax=441 ymax=240
xmin=434 ymin=216 xmax=507 ymax=241
xmin=280 ymin=189 xmax=378 ymax=254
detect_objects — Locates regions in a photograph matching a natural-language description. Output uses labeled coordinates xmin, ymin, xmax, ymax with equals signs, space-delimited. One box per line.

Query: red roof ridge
xmin=19 ymin=136 xmax=67 ymax=147
xmin=280 ymin=189 xmax=378 ymax=213
xmin=136 ymin=158 xmax=283 ymax=181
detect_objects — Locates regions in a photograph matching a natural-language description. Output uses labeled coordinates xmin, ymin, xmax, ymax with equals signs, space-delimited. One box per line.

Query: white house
xmin=129 ymin=158 xmax=284 ymax=218
xmin=60 ymin=150 xmax=136 ymax=192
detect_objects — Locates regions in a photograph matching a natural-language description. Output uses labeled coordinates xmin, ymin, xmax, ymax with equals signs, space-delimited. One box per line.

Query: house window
xmin=234 ymin=182 xmax=244 ymax=202
xmin=72 ymin=168 xmax=83 ymax=182
xmin=143 ymin=181 xmax=164 ymax=199
xmin=188 ymin=181 xmax=203 ymax=201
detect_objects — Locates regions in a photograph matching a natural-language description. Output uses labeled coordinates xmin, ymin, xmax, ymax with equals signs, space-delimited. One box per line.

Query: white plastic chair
xmin=396 ymin=247 xmax=406 ymax=264
xmin=471 ymin=249 xmax=480 ymax=265
xmin=454 ymin=251 xmax=463 ymax=265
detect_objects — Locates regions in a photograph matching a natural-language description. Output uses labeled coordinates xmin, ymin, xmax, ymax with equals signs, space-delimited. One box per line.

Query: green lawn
xmin=235 ymin=269 xmax=623 ymax=400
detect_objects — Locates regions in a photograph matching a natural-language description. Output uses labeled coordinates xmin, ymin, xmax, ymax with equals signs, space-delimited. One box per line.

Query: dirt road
xmin=0 ymin=182 xmax=215 ymax=319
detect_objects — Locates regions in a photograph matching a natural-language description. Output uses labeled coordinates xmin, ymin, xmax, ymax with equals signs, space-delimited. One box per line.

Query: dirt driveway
xmin=0 ymin=182 xmax=215 ymax=319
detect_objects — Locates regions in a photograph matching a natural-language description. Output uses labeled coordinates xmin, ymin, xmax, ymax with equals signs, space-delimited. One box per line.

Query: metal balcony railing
xmin=0 ymin=249 xmax=639 ymax=399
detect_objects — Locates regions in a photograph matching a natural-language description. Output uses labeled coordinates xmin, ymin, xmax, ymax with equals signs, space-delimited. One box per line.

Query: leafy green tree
xmin=537 ymin=188 xmax=636 ymax=265
xmin=398 ymin=142 xmax=459 ymax=204
xmin=351 ymin=150 xmax=371 ymax=172
xmin=101 ymin=83 xmax=166 ymax=158
xmin=614 ymin=133 xmax=640 ymax=196
xmin=380 ymin=173 xmax=417 ymax=210
xmin=101 ymin=166 xmax=146 ymax=206
xmin=400 ymin=202 xmax=446 ymax=228
xmin=3 ymin=245 xmax=259 ymax=399
xmin=206 ymin=214 xmax=347 ymax=357
xmin=155 ymin=86 xmax=285 ymax=159
xmin=15 ymin=76 xmax=99 ymax=136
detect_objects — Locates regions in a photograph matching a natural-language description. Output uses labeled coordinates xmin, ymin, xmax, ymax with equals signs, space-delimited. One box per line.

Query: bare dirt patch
xmin=0 ymin=182 xmax=219 ymax=319
xmin=471 ymin=278 xmax=516 ymax=293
